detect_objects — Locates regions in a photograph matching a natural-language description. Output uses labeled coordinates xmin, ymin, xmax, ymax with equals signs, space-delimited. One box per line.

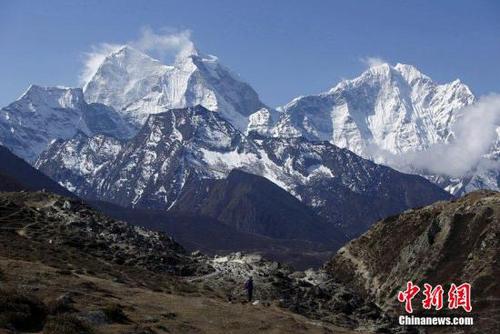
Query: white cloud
xmin=130 ymin=27 xmax=195 ymax=60
xmin=79 ymin=27 xmax=196 ymax=86
xmin=79 ymin=43 xmax=121 ymax=87
xmin=360 ymin=56 xmax=387 ymax=68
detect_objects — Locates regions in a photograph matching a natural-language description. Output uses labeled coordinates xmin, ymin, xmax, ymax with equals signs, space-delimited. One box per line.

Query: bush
xmin=0 ymin=288 xmax=47 ymax=331
xmin=102 ymin=303 xmax=129 ymax=324
xmin=46 ymin=296 xmax=74 ymax=315
xmin=43 ymin=314 xmax=93 ymax=334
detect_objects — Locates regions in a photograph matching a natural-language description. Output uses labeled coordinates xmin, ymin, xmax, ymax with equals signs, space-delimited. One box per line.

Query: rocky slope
xmin=325 ymin=190 xmax=499 ymax=332
xmin=33 ymin=132 xmax=124 ymax=194
xmin=3 ymin=188 xmax=494 ymax=332
xmin=171 ymin=169 xmax=346 ymax=245
xmin=192 ymin=252 xmax=399 ymax=333
xmin=0 ymin=191 xmax=206 ymax=276
xmin=36 ymin=105 xmax=450 ymax=237
xmin=0 ymin=190 xmax=397 ymax=333
xmin=90 ymin=199 xmax=339 ymax=270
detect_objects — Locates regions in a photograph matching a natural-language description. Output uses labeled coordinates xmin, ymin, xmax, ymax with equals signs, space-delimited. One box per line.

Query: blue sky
xmin=0 ymin=0 xmax=499 ymax=107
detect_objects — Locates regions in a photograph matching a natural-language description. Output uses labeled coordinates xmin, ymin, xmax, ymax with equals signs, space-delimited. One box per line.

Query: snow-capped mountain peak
xmin=83 ymin=45 xmax=267 ymax=132
xmin=83 ymin=45 xmax=170 ymax=110
xmin=393 ymin=63 xmax=430 ymax=83
xmin=270 ymin=62 xmax=475 ymax=157
xmin=0 ymin=83 xmax=135 ymax=163
xmin=332 ymin=62 xmax=430 ymax=92
xmin=0 ymin=85 xmax=91 ymax=162
xmin=256 ymin=62 xmax=494 ymax=196
xmin=18 ymin=85 xmax=86 ymax=110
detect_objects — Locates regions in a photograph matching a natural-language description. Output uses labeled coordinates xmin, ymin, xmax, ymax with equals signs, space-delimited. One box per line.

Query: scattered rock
xmin=76 ymin=310 xmax=109 ymax=326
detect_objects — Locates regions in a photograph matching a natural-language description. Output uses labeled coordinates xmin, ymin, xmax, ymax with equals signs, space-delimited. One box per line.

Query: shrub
xmin=43 ymin=314 xmax=93 ymax=334
xmin=46 ymin=296 xmax=74 ymax=315
xmin=102 ymin=303 xmax=129 ymax=323
xmin=0 ymin=288 xmax=47 ymax=331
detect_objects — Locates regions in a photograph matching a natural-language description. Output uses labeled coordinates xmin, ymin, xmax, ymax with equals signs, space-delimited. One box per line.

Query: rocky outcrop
xmin=191 ymin=252 xmax=400 ymax=332
xmin=325 ymin=191 xmax=500 ymax=332
xmin=0 ymin=191 xmax=210 ymax=276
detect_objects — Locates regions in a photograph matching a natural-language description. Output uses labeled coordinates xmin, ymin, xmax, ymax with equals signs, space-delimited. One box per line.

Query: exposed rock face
xmin=36 ymin=105 xmax=450 ymax=237
xmin=325 ymin=191 xmax=500 ymax=332
xmin=34 ymin=132 xmax=124 ymax=194
xmin=254 ymin=136 xmax=451 ymax=236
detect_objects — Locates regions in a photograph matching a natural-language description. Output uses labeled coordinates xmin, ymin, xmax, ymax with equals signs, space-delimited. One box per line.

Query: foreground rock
xmin=0 ymin=191 xmax=209 ymax=276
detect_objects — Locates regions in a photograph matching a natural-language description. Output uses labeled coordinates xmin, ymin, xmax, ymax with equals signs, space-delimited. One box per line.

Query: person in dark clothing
xmin=244 ymin=276 xmax=254 ymax=302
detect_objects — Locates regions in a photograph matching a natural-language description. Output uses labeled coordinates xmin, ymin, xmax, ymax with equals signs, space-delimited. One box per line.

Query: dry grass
xmin=44 ymin=314 xmax=94 ymax=334
xmin=0 ymin=257 xmax=355 ymax=334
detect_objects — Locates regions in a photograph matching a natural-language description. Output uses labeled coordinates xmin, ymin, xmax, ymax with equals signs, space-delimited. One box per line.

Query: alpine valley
xmin=0 ymin=45 xmax=497 ymax=266
xmin=0 ymin=42 xmax=499 ymax=334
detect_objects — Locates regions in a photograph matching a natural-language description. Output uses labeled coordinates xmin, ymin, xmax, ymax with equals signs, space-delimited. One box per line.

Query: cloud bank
xmin=79 ymin=27 xmax=195 ymax=86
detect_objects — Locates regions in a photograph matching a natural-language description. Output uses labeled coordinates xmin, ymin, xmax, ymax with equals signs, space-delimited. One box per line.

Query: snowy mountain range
xmin=265 ymin=63 xmax=475 ymax=155
xmin=0 ymin=44 xmax=497 ymax=220
xmin=249 ymin=62 xmax=498 ymax=195
xmin=35 ymin=105 xmax=449 ymax=236
xmin=0 ymin=85 xmax=134 ymax=163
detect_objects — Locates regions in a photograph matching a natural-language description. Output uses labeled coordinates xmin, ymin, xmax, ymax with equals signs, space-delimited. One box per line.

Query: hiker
xmin=244 ymin=276 xmax=253 ymax=302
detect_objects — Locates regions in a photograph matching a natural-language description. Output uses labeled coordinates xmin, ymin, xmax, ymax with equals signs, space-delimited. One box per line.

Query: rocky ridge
xmin=36 ymin=105 xmax=450 ymax=237
xmin=326 ymin=190 xmax=500 ymax=333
